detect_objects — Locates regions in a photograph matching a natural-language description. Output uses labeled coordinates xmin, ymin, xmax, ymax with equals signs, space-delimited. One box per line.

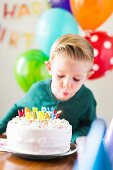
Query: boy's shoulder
xmin=81 ymin=85 xmax=95 ymax=98
xmin=31 ymin=79 xmax=51 ymax=90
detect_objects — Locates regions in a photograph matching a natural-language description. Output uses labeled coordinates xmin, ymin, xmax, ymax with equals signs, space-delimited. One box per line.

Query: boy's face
xmin=45 ymin=54 xmax=93 ymax=101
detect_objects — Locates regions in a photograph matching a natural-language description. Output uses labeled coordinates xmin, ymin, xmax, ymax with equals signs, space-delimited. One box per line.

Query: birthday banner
xmin=0 ymin=0 xmax=50 ymax=49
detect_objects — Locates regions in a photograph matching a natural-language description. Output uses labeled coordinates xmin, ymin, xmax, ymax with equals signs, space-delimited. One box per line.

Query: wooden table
xmin=0 ymin=135 xmax=77 ymax=170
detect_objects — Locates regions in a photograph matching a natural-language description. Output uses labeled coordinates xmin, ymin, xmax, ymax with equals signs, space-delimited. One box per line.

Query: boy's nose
xmin=63 ymin=78 xmax=72 ymax=88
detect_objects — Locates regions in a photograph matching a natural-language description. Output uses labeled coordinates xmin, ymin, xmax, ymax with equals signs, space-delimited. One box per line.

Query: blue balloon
xmin=36 ymin=8 xmax=79 ymax=56
xmin=49 ymin=0 xmax=72 ymax=13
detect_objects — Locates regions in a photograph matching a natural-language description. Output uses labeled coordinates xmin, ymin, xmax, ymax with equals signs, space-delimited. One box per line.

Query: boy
xmin=0 ymin=34 xmax=96 ymax=143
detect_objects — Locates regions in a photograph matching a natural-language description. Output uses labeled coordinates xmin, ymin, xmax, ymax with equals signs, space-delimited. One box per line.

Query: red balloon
xmin=85 ymin=31 xmax=113 ymax=79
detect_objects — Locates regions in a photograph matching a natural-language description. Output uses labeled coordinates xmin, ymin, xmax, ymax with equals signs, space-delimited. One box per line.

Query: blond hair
xmin=50 ymin=34 xmax=94 ymax=63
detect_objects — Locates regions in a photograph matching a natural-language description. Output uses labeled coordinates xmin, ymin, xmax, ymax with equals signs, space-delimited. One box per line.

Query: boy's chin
xmin=56 ymin=95 xmax=72 ymax=101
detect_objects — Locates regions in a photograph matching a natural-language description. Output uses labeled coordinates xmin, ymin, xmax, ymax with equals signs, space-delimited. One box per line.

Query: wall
xmin=0 ymin=4 xmax=113 ymax=126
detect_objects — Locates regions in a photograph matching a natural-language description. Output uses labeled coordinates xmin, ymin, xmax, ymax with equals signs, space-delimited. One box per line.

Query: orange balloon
xmin=70 ymin=0 xmax=113 ymax=30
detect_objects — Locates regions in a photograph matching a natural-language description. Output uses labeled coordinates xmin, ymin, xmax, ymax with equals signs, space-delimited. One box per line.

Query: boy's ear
xmin=87 ymin=70 xmax=94 ymax=79
xmin=45 ymin=61 xmax=52 ymax=75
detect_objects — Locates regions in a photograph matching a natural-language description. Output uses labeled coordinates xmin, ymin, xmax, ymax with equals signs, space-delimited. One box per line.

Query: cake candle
xmin=56 ymin=110 xmax=62 ymax=119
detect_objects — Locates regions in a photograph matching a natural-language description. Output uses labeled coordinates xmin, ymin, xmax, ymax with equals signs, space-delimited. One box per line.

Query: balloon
xmin=85 ymin=31 xmax=113 ymax=79
xmin=70 ymin=0 xmax=113 ymax=30
xmin=48 ymin=0 xmax=71 ymax=13
xmin=36 ymin=8 xmax=79 ymax=56
xmin=15 ymin=49 xmax=50 ymax=92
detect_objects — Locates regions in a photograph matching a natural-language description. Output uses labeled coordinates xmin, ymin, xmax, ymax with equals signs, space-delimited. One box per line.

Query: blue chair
xmin=73 ymin=118 xmax=112 ymax=170
xmin=104 ymin=118 xmax=113 ymax=167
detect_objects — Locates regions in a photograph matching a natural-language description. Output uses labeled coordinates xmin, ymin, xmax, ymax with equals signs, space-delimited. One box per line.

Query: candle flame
xmin=57 ymin=110 xmax=62 ymax=115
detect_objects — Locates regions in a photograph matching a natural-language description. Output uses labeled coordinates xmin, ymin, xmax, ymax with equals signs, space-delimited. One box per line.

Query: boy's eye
xmin=73 ymin=78 xmax=80 ymax=82
xmin=57 ymin=74 xmax=64 ymax=78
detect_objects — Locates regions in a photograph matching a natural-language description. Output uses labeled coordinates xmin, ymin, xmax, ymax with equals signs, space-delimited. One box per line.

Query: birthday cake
xmin=6 ymin=107 xmax=72 ymax=155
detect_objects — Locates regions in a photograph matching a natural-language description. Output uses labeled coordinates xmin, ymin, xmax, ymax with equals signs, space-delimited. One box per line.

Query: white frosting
xmin=6 ymin=116 xmax=72 ymax=155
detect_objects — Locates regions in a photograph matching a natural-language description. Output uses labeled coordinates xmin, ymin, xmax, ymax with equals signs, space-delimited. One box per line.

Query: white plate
xmin=12 ymin=143 xmax=77 ymax=160
xmin=0 ymin=139 xmax=77 ymax=160
xmin=0 ymin=138 xmax=7 ymax=152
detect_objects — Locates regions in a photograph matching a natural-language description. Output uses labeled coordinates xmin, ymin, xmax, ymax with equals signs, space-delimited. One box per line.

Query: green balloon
xmin=14 ymin=49 xmax=50 ymax=92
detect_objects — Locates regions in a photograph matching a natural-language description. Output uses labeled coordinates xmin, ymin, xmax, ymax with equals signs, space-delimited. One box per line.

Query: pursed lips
xmin=63 ymin=91 xmax=69 ymax=96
